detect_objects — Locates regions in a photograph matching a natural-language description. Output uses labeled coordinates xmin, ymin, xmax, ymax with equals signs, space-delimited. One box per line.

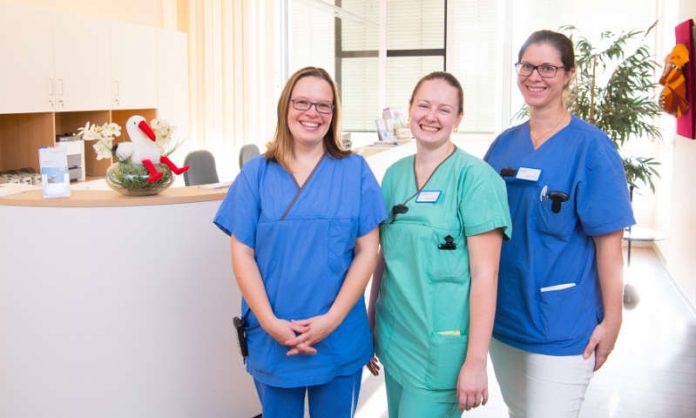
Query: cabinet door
xmin=157 ymin=30 xmax=190 ymax=140
xmin=53 ymin=13 xmax=111 ymax=112
xmin=110 ymin=22 xmax=158 ymax=109
xmin=0 ymin=3 xmax=54 ymax=114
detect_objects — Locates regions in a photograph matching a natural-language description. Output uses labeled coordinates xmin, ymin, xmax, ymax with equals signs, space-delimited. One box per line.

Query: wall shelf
xmin=0 ymin=109 xmax=157 ymax=177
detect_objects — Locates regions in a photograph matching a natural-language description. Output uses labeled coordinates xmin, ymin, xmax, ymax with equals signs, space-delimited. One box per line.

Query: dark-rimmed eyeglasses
xmin=515 ymin=62 xmax=567 ymax=79
xmin=290 ymin=99 xmax=334 ymax=114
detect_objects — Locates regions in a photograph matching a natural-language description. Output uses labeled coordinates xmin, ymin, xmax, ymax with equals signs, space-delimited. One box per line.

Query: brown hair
xmin=518 ymin=30 xmax=575 ymax=70
xmin=264 ymin=66 xmax=349 ymax=168
xmin=409 ymin=71 xmax=464 ymax=115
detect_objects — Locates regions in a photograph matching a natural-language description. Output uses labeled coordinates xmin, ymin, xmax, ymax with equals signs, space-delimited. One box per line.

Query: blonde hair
xmin=264 ymin=67 xmax=350 ymax=169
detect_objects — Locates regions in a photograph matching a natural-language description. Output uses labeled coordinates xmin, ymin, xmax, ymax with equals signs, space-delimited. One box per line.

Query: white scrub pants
xmin=490 ymin=338 xmax=595 ymax=418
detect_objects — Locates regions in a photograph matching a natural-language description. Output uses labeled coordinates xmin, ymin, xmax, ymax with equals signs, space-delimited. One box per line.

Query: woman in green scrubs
xmin=367 ymin=72 xmax=512 ymax=417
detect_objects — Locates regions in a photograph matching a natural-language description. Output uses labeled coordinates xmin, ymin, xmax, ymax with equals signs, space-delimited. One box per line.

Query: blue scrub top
xmin=214 ymin=153 xmax=387 ymax=387
xmin=484 ymin=116 xmax=635 ymax=356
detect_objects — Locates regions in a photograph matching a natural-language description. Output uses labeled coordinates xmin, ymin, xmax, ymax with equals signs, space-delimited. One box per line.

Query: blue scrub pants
xmin=384 ymin=371 xmax=461 ymax=418
xmin=253 ymin=370 xmax=362 ymax=418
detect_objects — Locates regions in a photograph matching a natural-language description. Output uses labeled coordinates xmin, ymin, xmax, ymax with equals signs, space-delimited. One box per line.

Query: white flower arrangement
xmin=75 ymin=118 xmax=182 ymax=161
xmin=150 ymin=118 xmax=182 ymax=156
xmin=75 ymin=122 xmax=122 ymax=160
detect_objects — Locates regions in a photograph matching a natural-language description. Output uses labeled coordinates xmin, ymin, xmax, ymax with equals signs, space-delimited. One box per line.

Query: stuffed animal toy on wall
xmin=659 ymin=43 xmax=690 ymax=117
xmin=115 ymin=115 xmax=190 ymax=183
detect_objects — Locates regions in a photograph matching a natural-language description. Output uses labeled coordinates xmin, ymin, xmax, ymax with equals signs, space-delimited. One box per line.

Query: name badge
xmin=516 ymin=167 xmax=541 ymax=182
xmin=416 ymin=190 xmax=441 ymax=203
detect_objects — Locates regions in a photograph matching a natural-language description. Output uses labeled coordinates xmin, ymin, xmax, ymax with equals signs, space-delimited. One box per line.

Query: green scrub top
xmin=375 ymin=147 xmax=511 ymax=392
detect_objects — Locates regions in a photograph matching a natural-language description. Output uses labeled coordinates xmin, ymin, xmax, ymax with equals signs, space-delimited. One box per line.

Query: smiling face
xmin=517 ymin=42 xmax=574 ymax=111
xmin=287 ymin=76 xmax=334 ymax=150
xmin=409 ymin=78 xmax=463 ymax=148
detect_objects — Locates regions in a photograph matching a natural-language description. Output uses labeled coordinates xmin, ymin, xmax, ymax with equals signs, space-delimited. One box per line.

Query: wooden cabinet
xmin=0 ymin=109 xmax=158 ymax=178
xmin=110 ymin=22 xmax=158 ymax=110
xmin=0 ymin=3 xmax=54 ymax=114
xmin=0 ymin=4 xmax=188 ymax=178
xmin=0 ymin=4 xmax=112 ymax=114
xmin=53 ymin=13 xmax=112 ymax=111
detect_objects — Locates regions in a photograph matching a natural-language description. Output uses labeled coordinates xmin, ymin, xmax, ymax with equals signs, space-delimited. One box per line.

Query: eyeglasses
xmin=290 ymin=99 xmax=334 ymax=114
xmin=515 ymin=62 xmax=567 ymax=79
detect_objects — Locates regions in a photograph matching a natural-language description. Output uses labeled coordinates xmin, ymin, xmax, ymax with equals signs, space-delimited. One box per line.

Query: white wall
xmin=656 ymin=1 xmax=696 ymax=309
xmin=5 ymin=0 xmax=173 ymax=28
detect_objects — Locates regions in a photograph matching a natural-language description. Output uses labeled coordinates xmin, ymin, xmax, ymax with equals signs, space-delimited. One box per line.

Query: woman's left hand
xmin=366 ymin=356 xmax=381 ymax=376
xmin=457 ymin=361 xmax=488 ymax=411
xmin=284 ymin=313 xmax=339 ymax=356
xmin=583 ymin=319 xmax=620 ymax=371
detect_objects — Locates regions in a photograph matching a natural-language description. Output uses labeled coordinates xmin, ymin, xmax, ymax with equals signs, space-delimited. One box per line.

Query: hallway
xmin=356 ymin=247 xmax=696 ymax=418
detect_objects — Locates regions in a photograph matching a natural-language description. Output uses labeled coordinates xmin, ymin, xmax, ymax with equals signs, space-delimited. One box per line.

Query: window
xmin=288 ymin=0 xmax=502 ymax=133
xmin=447 ymin=0 xmax=500 ymax=132
xmin=340 ymin=0 xmax=446 ymax=131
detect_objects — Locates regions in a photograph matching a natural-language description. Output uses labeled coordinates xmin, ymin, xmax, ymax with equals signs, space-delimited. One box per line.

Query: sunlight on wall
xmin=6 ymin=0 xmax=168 ymax=27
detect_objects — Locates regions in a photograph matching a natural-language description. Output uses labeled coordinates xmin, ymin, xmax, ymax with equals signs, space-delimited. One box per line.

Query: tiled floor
xmin=355 ymin=247 xmax=696 ymax=418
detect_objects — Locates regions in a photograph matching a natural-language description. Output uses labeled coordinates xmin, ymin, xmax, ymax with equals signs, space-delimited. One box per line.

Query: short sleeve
xmin=213 ymin=163 xmax=261 ymax=248
xmin=458 ymin=161 xmax=512 ymax=239
xmin=483 ymin=136 xmax=498 ymax=162
xmin=358 ymin=157 xmax=388 ymax=237
xmin=380 ymin=164 xmax=395 ymax=209
xmin=577 ymin=139 xmax=635 ymax=236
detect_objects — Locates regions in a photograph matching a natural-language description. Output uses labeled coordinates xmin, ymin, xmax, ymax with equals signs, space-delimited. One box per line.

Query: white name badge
xmin=516 ymin=167 xmax=541 ymax=182
xmin=416 ymin=190 xmax=441 ymax=203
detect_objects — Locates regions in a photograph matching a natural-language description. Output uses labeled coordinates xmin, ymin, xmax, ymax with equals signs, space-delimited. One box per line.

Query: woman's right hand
xmin=263 ymin=317 xmax=317 ymax=356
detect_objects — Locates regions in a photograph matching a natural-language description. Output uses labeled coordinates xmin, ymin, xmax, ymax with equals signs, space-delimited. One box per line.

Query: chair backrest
xmin=239 ymin=144 xmax=260 ymax=169
xmin=183 ymin=150 xmax=219 ymax=186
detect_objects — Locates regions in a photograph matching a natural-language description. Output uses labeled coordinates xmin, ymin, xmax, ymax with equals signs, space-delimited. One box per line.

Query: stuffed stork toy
xmin=115 ymin=115 xmax=189 ymax=183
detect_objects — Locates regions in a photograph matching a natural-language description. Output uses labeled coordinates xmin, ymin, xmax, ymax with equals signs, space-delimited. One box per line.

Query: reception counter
xmin=0 ymin=186 xmax=261 ymax=418
xmin=0 ymin=186 xmax=229 ymax=207
xmin=0 ymin=143 xmax=415 ymax=418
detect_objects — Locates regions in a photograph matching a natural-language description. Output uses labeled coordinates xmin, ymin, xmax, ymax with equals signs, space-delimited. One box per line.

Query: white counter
xmin=0 ymin=189 xmax=259 ymax=418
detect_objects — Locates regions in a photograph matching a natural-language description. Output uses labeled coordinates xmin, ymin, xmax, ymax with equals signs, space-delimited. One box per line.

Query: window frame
xmin=334 ymin=0 xmax=448 ymax=132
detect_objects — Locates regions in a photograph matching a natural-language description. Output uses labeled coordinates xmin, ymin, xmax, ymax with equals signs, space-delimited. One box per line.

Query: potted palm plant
xmin=565 ymin=23 xmax=663 ymax=194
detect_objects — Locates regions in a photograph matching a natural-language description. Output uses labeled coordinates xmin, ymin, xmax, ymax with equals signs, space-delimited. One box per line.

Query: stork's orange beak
xmin=138 ymin=120 xmax=157 ymax=141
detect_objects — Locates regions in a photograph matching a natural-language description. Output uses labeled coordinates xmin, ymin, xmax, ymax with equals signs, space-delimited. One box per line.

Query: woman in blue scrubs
xmin=368 ymin=72 xmax=512 ymax=417
xmin=484 ymin=31 xmax=635 ymax=418
xmin=214 ymin=67 xmax=387 ymax=418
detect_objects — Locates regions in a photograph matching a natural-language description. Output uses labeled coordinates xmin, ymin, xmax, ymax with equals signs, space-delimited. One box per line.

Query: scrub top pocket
xmin=427 ymin=230 xmax=468 ymax=283
xmin=425 ymin=333 xmax=468 ymax=390
xmin=539 ymin=284 xmax=582 ymax=342
xmin=535 ymin=189 xmax=576 ymax=240
xmin=328 ymin=218 xmax=358 ymax=275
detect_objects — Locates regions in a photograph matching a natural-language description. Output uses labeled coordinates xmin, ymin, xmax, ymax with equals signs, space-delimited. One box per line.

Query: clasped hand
xmin=266 ymin=314 xmax=339 ymax=356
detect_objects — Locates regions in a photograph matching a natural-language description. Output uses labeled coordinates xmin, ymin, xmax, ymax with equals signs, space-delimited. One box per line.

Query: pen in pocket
xmin=540 ymin=283 xmax=576 ymax=292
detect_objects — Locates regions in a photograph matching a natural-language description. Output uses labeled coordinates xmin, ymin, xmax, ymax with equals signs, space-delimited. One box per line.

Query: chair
xmin=183 ymin=150 xmax=219 ymax=186
xmin=239 ymin=144 xmax=260 ymax=169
